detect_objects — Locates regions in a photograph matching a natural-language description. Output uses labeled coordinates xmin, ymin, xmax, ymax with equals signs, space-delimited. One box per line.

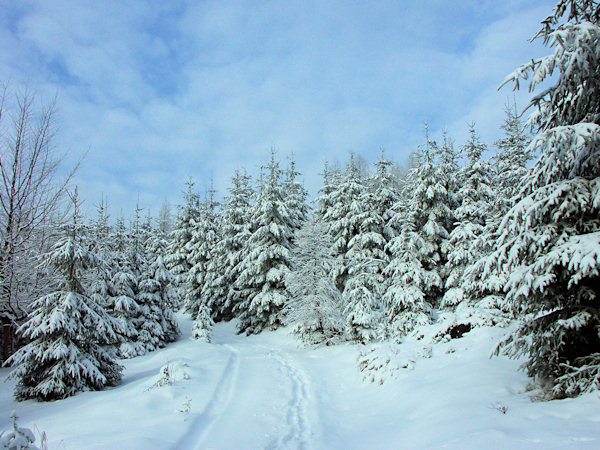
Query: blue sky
xmin=0 ymin=0 xmax=555 ymax=220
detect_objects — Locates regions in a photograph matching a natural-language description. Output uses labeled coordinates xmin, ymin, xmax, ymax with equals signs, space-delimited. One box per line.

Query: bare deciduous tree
xmin=0 ymin=85 xmax=78 ymax=362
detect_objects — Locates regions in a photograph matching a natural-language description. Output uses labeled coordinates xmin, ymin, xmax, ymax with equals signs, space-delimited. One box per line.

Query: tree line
xmin=2 ymin=0 xmax=599 ymax=402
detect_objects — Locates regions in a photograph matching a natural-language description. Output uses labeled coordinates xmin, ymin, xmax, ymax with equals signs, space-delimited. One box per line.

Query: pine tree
xmin=435 ymin=130 xmax=460 ymax=233
xmin=285 ymin=218 xmax=345 ymax=345
xmin=383 ymin=127 xmax=451 ymax=338
xmin=383 ymin=221 xmax=436 ymax=340
xmin=196 ymin=184 xmax=224 ymax=322
xmin=492 ymin=102 xmax=533 ymax=215
xmin=167 ymin=178 xmax=200 ymax=300
xmin=314 ymin=161 xmax=338 ymax=221
xmin=343 ymin=152 xmax=394 ymax=343
xmin=235 ymin=151 xmax=292 ymax=334
xmin=108 ymin=216 xmax=143 ymax=358
xmin=475 ymin=0 xmax=600 ymax=398
xmin=6 ymin=189 xmax=123 ymax=401
xmin=157 ymin=199 xmax=173 ymax=237
xmin=442 ymin=124 xmax=494 ymax=308
xmin=323 ymin=154 xmax=366 ymax=291
xmin=372 ymin=149 xmax=400 ymax=246
xmin=87 ymin=196 xmax=114 ymax=312
xmin=282 ymin=156 xmax=309 ymax=239
xmin=217 ymin=169 xmax=254 ymax=320
xmin=184 ymin=185 xmax=220 ymax=343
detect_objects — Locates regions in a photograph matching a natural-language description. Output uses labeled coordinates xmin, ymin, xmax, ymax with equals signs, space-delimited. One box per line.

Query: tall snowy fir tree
xmin=314 ymin=161 xmax=338 ymax=221
xmin=435 ymin=130 xmax=460 ymax=233
xmin=185 ymin=186 xmax=219 ymax=340
xmin=383 ymin=129 xmax=452 ymax=339
xmin=217 ymin=169 xmax=254 ymax=320
xmin=492 ymin=102 xmax=533 ymax=216
xmin=6 ymin=189 xmax=123 ymax=401
xmin=383 ymin=220 xmax=437 ymax=340
xmin=471 ymin=0 xmax=600 ymax=398
xmin=108 ymin=216 xmax=143 ymax=358
xmin=323 ymin=154 xmax=366 ymax=291
xmin=343 ymin=151 xmax=395 ymax=343
xmin=167 ymin=178 xmax=200 ymax=301
xmin=235 ymin=151 xmax=292 ymax=334
xmin=282 ymin=156 xmax=309 ymax=239
xmin=86 ymin=197 xmax=114 ymax=312
xmin=284 ymin=219 xmax=345 ymax=346
xmin=442 ymin=124 xmax=494 ymax=309
xmin=135 ymin=204 xmax=181 ymax=352
xmin=194 ymin=184 xmax=223 ymax=335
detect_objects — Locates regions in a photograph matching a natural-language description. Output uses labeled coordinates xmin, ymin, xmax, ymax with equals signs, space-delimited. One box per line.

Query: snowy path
xmin=172 ymin=344 xmax=240 ymax=450
xmin=264 ymin=349 xmax=312 ymax=449
xmin=1 ymin=315 xmax=600 ymax=449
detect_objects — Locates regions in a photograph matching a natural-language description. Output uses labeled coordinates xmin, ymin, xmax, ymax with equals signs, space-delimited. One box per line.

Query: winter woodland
xmin=1 ymin=0 xmax=598 ymax=416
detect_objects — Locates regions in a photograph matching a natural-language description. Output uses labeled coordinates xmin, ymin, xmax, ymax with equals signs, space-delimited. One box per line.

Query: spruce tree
xmin=442 ymin=124 xmax=494 ymax=309
xmin=6 ymin=189 xmax=123 ymax=401
xmin=284 ymin=219 xmax=345 ymax=345
xmin=314 ymin=161 xmax=338 ymax=221
xmin=475 ymin=0 xmax=600 ymax=398
xmin=218 ymin=169 xmax=254 ymax=320
xmin=108 ymin=216 xmax=143 ymax=358
xmin=282 ymin=156 xmax=309 ymax=238
xmin=383 ymin=128 xmax=451 ymax=338
xmin=235 ymin=151 xmax=292 ymax=334
xmin=343 ymin=152 xmax=394 ymax=343
xmin=195 ymin=184 xmax=223 ymax=323
xmin=492 ymin=103 xmax=533 ymax=215
xmin=167 ymin=178 xmax=200 ymax=300
xmin=323 ymin=154 xmax=366 ymax=291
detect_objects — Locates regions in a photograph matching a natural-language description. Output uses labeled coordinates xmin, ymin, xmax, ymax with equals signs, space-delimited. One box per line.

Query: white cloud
xmin=0 ymin=0 xmax=557 ymax=219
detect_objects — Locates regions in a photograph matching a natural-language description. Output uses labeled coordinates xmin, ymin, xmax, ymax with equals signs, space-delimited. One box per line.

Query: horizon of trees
xmin=1 ymin=0 xmax=598 ymax=403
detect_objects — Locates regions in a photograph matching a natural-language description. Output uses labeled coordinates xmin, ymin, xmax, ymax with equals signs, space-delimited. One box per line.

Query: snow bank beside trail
xmin=1 ymin=314 xmax=599 ymax=449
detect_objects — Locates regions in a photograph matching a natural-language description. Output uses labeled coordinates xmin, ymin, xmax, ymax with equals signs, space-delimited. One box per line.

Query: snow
xmin=2 ymin=314 xmax=599 ymax=449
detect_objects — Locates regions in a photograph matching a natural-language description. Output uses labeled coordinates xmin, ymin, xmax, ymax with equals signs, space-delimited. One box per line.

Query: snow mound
xmin=145 ymin=361 xmax=190 ymax=391
xmin=359 ymin=308 xmax=510 ymax=384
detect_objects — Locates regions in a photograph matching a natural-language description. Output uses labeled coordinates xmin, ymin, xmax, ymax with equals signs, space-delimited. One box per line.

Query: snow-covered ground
xmin=1 ymin=314 xmax=599 ymax=449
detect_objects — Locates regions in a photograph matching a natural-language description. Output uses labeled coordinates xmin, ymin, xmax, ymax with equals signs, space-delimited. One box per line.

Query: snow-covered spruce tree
xmin=184 ymin=186 xmax=219 ymax=340
xmin=86 ymin=196 xmax=114 ymax=311
xmin=372 ymin=149 xmax=400 ymax=246
xmin=182 ymin=194 xmax=212 ymax=320
xmin=442 ymin=124 xmax=494 ymax=309
xmin=313 ymin=161 xmax=339 ymax=221
xmin=5 ymin=189 xmax=123 ymax=401
xmin=383 ymin=128 xmax=452 ymax=338
xmin=136 ymin=208 xmax=181 ymax=350
xmin=282 ymin=156 xmax=309 ymax=239
xmin=217 ymin=169 xmax=254 ymax=320
xmin=435 ymin=130 xmax=460 ymax=234
xmin=195 ymin=184 xmax=225 ymax=324
xmin=343 ymin=151 xmax=395 ymax=343
xmin=323 ymin=154 xmax=366 ymax=291
xmin=144 ymin=238 xmax=180 ymax=343
xmin=118 ymin=204 xmax=164 ymax=357
xmin=383 ymin=219 xmax=437 ymax=340
xmin=167 ymin=178 xmax=200 ymax=301
xmin=147 ymin=211 xmax=181 ymax=313
xmin=492 ymin=102 xmax=533 ymax=216
xmin=473 ymin=0 xmax=600 ymax=398
xmin=157 ymin=199 xmax=173 ymax=237
xmin=284 ymin=218 xmax=345 ymax=345
xmin=108 ymin=216 xmax=143 ymax=358
xmin=235 ymin=151 xmax=293 ymax=334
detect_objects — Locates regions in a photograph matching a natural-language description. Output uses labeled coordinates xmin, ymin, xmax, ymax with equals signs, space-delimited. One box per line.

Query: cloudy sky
xmin=0 ymin=0 xmax=555 ymax=220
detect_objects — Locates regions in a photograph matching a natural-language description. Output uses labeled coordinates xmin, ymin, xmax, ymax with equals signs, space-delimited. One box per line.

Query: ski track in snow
xmin=265 ymin=349 xmax=312 ymax=450
xmin=172 ymin=344 xmax=240 ymax=450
